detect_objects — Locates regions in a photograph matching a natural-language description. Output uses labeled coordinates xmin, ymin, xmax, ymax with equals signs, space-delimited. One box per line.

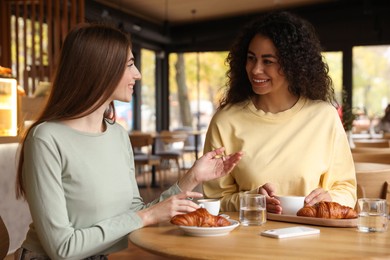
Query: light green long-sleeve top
xmin=21 ymin=121 xmax=181 ymax=260
xmin=203 ymin=97 xmax=357 ymax=211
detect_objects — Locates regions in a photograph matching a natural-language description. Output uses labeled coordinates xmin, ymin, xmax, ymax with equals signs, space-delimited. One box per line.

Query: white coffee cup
xmin=275 ymin=195 xmax=305 ymax=215
xmin=198 ymin=199 xmax=221 ymax=216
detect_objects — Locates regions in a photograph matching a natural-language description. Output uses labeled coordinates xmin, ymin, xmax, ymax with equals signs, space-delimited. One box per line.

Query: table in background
xmin=354 ymin=162 xmax=390 ymax=173
xmin=353 ymin=138 xmax=390 ymax=148
xmin=186 ymin=129 xmax=205 ymax=160
xmin=146 ymin=130 xmax=205 ymax=187
xmin=352 ymin=133 xmax=383 ymax=139
xmin=129 ymin=212 xmax=390 ymax=260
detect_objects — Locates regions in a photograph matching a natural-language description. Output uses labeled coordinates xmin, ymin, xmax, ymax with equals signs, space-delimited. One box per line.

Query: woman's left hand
xmin=304 ymin=188 xmax=332 ymax=206
xmin=137 ymin=191 xmax=203 ymax=226
xmin=258 ymin=183 xmax=282 ymax=214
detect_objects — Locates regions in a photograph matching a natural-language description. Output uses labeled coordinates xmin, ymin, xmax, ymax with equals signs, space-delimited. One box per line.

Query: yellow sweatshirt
xmin=203 ymin=97 xmax=357 ymax=211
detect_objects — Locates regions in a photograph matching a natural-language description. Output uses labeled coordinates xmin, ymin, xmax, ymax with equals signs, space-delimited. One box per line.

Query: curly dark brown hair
xmin=219 ymin=11 xmax=335 ymax=109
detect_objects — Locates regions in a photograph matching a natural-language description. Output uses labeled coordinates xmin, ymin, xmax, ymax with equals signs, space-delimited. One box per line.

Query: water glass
xmin=357 ymin=198 xmax=388 ymax=232
xmin=239 ymin=193 xmax=266 ymax=226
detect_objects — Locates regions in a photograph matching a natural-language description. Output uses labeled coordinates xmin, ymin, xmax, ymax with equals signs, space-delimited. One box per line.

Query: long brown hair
xmin=16 ymin=23 xmax=132 ymax=199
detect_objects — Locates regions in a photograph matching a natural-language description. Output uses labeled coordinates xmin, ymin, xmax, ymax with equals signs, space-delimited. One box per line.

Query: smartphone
xmin=260 ymin=226 xmax=320 ymax=239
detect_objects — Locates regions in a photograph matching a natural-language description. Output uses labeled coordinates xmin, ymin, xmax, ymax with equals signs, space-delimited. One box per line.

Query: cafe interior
xmin=1 ymin=0 xmax=390 ymax=259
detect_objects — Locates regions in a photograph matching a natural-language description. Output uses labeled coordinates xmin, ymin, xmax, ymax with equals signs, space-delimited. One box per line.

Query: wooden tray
xmin=267 ymin=213 xmax=357 ymax=227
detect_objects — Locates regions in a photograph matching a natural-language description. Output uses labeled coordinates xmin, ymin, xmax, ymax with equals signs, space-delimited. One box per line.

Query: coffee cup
xmin=197 ymin=199 xmax=220 ymax=216
xmin=275 ymin=195 xmax=305 ymax=215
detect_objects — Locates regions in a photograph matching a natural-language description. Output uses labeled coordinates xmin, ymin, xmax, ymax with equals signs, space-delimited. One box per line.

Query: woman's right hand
xmin=178 ymin=147 xmax=243 ymax=192
xmin=258 ymin=183 xmax=282 ymax=214
xmin=136 ymin=191 xmax=203 ymax=226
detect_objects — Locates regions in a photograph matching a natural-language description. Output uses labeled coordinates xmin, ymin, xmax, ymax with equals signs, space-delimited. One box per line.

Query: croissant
xmin=297 ymin=201 xmax=357 ymax=219
xmin=170 ymin=208 xmax=231 ymax=227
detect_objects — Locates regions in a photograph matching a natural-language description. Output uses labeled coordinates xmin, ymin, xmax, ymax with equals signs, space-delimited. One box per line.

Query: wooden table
xmin=352 ymin=133 xmax=383 ymax=139
xmin=354 ymin=162 xmax=390 ymax=173
xmin=354 ymin=138 xmax=390 ymax=148
xmin=129 ymin=212 xmax=390 ymax=259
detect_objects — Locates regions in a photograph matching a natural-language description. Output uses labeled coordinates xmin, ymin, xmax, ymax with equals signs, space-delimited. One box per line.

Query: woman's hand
xmin=258 ymin=183 xmax=282 ymax=214
xmin=178 ymin=147 xmax=243 ymax=191
xmin=192 ymin=147 xmax=243 ymax=182
xmin=258 ymin=185 xmax=332 ymax=214
xmin=137 ymin=191 xmax=203 ymax=226
xmin=304 ymin=188 xmax=332 ymax=206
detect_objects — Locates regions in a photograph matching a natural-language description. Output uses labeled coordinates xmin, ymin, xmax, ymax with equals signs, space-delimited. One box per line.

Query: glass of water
xmin=239 ymin=193 xmax=266 ymax=226
xmin=357 ymin=198 xmax=388 ymax=232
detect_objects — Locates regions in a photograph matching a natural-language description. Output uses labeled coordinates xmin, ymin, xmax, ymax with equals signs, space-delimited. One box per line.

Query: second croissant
xmin=297 ymin=201 xmax=357 ymax=219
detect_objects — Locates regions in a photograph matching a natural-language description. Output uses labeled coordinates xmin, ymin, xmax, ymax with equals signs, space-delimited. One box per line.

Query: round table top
xmin=129 ymin=212 xmax=390 ymax=260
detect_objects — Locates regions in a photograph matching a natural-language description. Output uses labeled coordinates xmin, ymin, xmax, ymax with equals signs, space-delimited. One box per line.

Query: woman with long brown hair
xmin=15 ymin=24 xmax=242 ymax=260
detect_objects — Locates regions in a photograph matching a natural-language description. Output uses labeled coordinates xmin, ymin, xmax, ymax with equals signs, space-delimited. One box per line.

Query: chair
xmin=0 ymin=216 xmax=10 ymax=260
xmin=356 ymin=166 xmax=390 ymax=213
xmin=155 ymin=131 xmax=188 ymax=178
xmin=382 ymin=133 xmax=390 ymax=139
xmin=173 ymin=127 xmax=204 ymax=167
xmin=352 ymin=152 xmax=390 ymax=164
xmin=129 ymin=133 xmax=163 ymax=187
xmin=356 ymin=171 xmax=390 ymax=199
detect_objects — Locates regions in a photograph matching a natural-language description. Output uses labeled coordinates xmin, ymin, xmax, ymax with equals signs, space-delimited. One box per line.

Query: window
xmin=168 ymin=52 xmax=228 ymax=131
xmin=11 ymin=15 xmax=49 ymax=94
xmin=115 ymin=100 xmax=133 ymax=131
xmin=353 ymin=45 xmax=390 ymax=118
xmin=141 ymin=49 xmax=156 ymax=132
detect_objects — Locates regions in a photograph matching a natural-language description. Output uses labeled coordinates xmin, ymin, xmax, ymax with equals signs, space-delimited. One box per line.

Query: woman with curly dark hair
xmin=202 ymin=11 xmax=357 ymax=213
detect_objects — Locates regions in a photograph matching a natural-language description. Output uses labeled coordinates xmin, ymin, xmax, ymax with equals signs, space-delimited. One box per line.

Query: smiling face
xmin=245 ymin=34 xmax=289 ymax=97
xmin=111 ymin=50 xmax=141 ymax=103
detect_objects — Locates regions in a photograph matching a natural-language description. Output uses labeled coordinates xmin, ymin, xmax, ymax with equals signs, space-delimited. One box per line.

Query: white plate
xmin=177 ymin=219 xmax=239 ymax=237
xmin=219 ymin=214 xmax=230 ymax=219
